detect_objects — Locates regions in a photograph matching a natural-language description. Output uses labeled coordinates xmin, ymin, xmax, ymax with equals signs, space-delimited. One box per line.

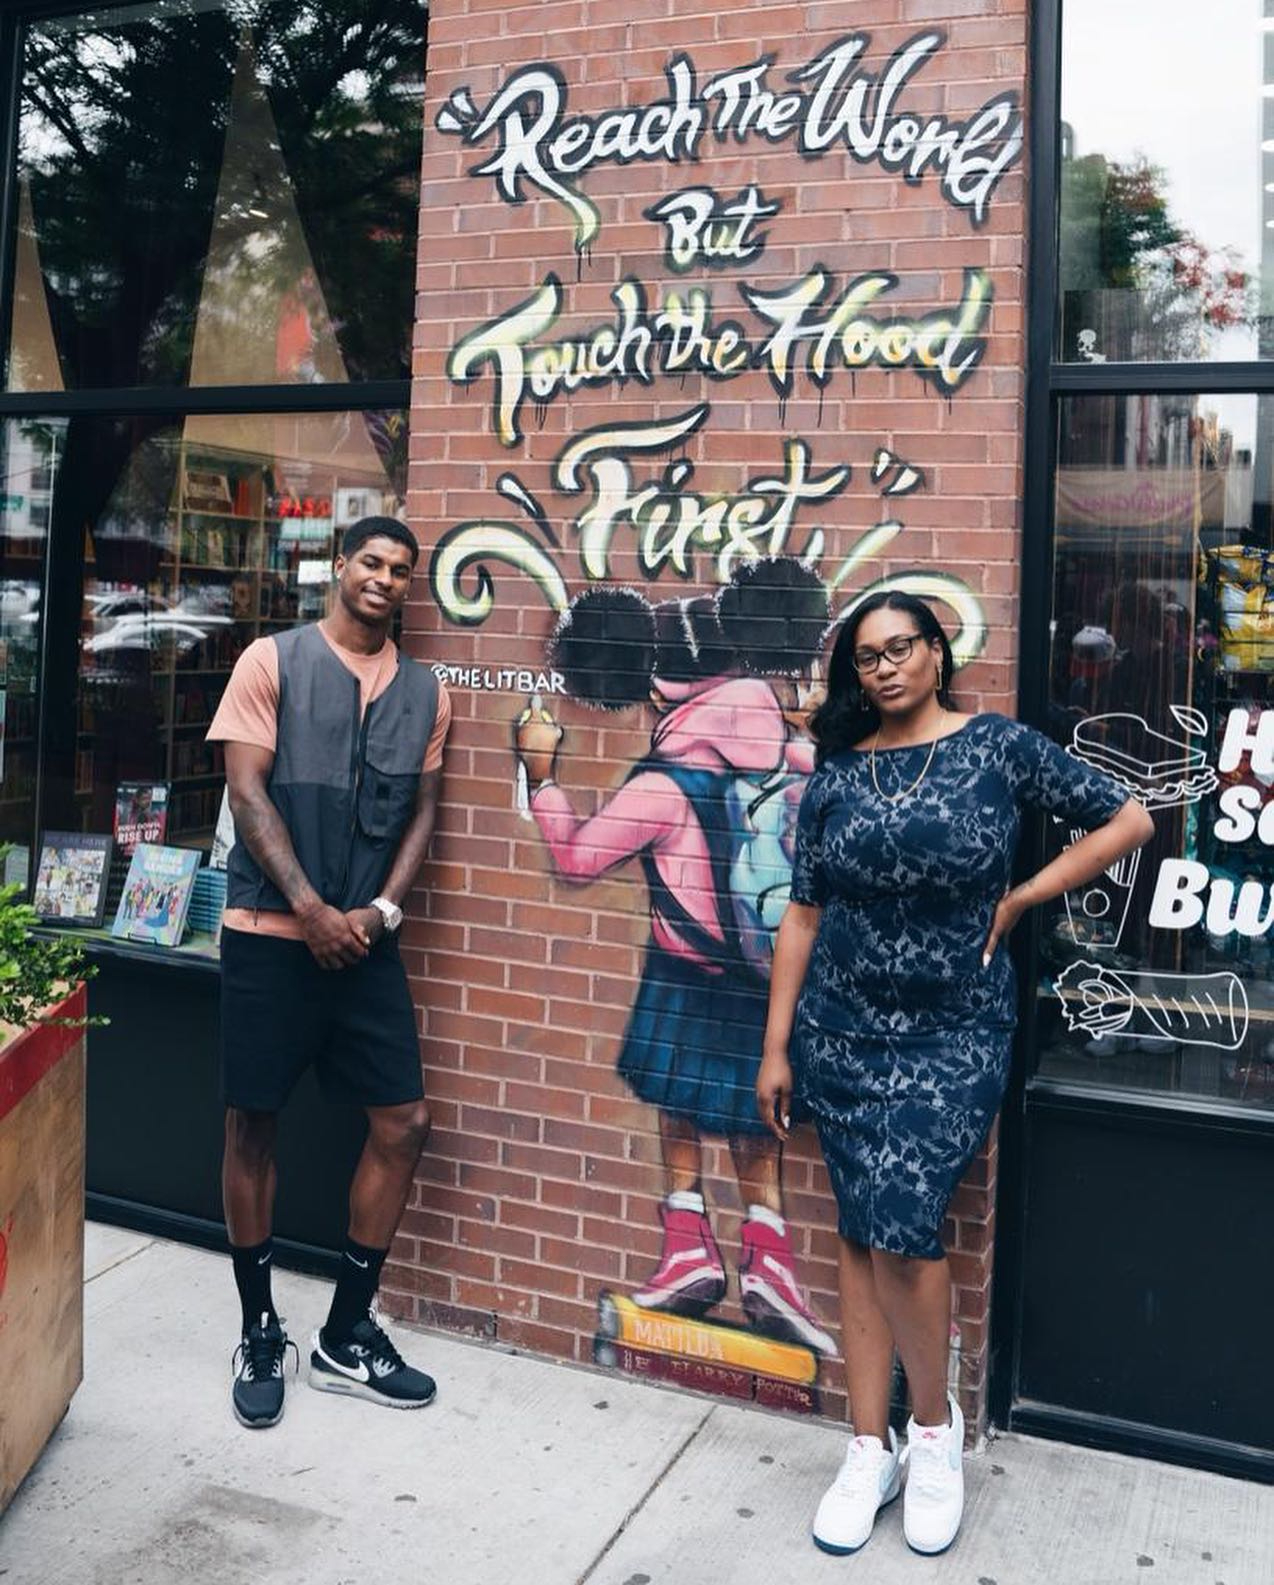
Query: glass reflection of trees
xmin=14 ymin=0 xmax=426 ymax=389
xmin=1045 ymin=395 xmax=1274 ymax=1105
xmin=1059 ymin=153 xmax=1253 ymax=364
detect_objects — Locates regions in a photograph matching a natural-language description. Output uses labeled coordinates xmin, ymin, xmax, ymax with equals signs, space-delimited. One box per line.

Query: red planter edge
xmin=0 ymin=984 xmax=88 ymax=1125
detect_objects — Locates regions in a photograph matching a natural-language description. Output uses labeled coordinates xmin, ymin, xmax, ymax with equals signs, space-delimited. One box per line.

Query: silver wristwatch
xmin=369 ymin=896 xmax=403 ymax=933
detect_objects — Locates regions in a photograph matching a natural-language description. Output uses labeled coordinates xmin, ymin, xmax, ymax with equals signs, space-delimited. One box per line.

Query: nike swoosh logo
xmin=256 ymin=1254 xmax=272 ymax=1266
xmin=345 ymin=1254 xmax=369 ymax=1268
xmin=321 ymin=1354 xmax=371 ymax=1383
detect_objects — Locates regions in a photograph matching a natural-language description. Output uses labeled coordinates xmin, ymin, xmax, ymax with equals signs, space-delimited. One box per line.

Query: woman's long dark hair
xmin=809 ymin=591 xmax=957 ymax=766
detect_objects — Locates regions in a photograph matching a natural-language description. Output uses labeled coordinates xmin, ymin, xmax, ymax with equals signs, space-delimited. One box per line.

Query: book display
xmin=188 ymin=865 xmax=228 ymax=943
xmin=110 ymin=844 xmax=201 ymax=947
xmin=113 ymin=781 xmax=170 ymax=852
xmin=32 ymin=833 xmax=113 ymax=926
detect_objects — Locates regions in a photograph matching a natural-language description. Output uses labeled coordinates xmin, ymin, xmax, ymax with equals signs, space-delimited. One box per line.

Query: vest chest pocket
xmin=358 ymin=758 xmax=420 ymax=842
xmin=357 ymin=675 xmax=434 ymax=844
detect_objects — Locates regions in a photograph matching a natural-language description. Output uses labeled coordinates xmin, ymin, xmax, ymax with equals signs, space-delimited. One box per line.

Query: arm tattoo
xmin=231 ymin=783 xmax=321 ymax=914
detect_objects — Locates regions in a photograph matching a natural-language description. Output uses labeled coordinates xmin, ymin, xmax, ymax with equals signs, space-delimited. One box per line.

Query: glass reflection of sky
xmin=1062 ymin=0 xmax=1266 ymax=363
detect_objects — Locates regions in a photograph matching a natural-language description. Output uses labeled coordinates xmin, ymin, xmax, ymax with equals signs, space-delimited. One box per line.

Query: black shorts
xmin=220 ymin=928 xmax=423 ymax=1112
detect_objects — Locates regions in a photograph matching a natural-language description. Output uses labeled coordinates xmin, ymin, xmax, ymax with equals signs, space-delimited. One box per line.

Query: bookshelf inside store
xmin=71 ymin=430 xmax=399 ymax=956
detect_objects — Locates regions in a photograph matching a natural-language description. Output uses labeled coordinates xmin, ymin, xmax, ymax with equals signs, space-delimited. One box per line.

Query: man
xmin=206 ymin=516 xmax=450 ymax=1429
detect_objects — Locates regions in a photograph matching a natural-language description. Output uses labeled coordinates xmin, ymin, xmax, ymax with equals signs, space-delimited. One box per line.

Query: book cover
xmin=113 ymin=782 xmax=170 ymax=853
xmin=183 ymin=467 xmax=232 ymax=513
xmin=110 ymin=844 xmax=201 ymax=947
xmin=32 ymin=832 xmax=114 ymax=926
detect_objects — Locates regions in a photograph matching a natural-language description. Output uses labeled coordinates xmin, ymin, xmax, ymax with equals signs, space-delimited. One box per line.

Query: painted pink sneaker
xmin=739 ymin=1211 xmax=837 ymax=1356
xmin=630 ymin=1201 xmax=727 ymax=1317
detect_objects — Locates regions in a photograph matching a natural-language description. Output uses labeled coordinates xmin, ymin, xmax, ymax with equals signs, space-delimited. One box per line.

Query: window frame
xmin=991 ymin=0 xmax=1274 ymax=1433
xmin=0 ymin=0 xmax=423 ymax=964
xmin=1019 ymin=0 xmax=1274 ymax=1103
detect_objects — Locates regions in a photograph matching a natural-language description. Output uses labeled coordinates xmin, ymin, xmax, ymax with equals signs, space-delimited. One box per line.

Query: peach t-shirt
xmin=206 ymin=626 xmax=451 ymax=939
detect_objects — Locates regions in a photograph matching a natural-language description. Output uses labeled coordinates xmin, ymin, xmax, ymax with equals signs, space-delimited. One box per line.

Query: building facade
xmin=0 ymin=0 xmax=1270 ymax=1482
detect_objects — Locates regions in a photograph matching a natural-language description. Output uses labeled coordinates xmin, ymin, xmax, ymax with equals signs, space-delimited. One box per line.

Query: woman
xmin=756 ymin=591 xmax=1152 ymax=1557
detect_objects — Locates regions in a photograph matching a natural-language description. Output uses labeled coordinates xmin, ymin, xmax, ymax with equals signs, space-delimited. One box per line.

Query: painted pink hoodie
xmin=531 ymin=677 xmax=790 ymax=967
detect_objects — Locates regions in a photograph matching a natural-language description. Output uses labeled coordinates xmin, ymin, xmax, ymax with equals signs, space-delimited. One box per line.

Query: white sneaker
xmin=903 ymin=1393 xmax=965 ymax=1555
xmin=812 ymin=1429 xmax=902 ymax=1554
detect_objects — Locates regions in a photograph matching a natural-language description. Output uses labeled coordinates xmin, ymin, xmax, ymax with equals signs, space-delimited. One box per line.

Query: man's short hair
xmin=339 ymin=516 xmax=420 ymax=565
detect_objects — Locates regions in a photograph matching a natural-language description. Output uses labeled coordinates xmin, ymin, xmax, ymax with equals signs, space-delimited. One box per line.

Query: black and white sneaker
xmin=231 ymin=1311 xmax=298 ymax=1429
xmin=309 ymin=1313 xmax=437 ymax=1410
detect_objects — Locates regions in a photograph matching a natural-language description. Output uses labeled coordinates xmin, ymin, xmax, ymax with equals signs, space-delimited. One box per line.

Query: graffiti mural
xmin=447 ymin=267 xmax=992 ymax=449
xmin=425 ymin=24 xmax=1022 ymax=1408
xmin=513 ymin=558 xmax=835 ymax=1401
xmin=436 ymin=32 xmax=1023 ymax=248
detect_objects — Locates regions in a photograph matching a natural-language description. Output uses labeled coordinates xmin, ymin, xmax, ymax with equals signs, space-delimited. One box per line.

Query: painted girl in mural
xmin=514 ymin=558 xmax=834 ymax=1356
xmin=757 ymin=591 xmax=1154 ymax=1556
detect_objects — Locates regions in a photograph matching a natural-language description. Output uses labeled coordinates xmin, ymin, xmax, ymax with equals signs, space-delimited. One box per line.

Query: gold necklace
xmin=869 ymin=711 xmax=946 ymax=803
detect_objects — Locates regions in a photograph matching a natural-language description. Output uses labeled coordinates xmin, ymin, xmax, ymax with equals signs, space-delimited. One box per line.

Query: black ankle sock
xmin=324 ymin=1238 xmax=388 ymax=1344
xmin=230 ymin=1238 xmax=276 ymax=1335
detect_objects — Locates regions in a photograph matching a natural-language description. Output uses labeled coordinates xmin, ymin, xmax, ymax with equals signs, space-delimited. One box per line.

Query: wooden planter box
xmin=0 ymin=985 xmax=86 ymax=1513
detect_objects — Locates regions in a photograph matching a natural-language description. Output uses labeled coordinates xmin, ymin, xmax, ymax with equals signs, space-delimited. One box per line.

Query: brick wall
xmin=397 ymin=0 xmax=1029 ymax=1438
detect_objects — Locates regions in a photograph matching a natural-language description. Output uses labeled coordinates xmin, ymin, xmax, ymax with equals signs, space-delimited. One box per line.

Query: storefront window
xmin=1058 ymin=0 xmax=1274 ymax=364
xmin=1039 ymin=391 xmax=1274 ymax=1110
xmin=9 ymin=0 xmax=426 ymax=391
xmin=0 ymin=419 xmax=63 ymax=883
xmin=30 ymin=405 xmax=408 ymax=957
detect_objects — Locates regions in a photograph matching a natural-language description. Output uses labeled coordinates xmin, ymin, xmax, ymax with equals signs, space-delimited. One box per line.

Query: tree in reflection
xmin=20 ymin=0 xmax=426 ymax=387
xmin=1060 ymin=153 xmax=1252 ymax=362
xmin=17 ymin=3 xmax=426 ymax=832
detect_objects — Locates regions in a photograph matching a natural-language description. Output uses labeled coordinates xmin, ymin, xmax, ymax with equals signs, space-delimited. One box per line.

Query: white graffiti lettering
xmin=645 ymin=185 xmax=779 ymax=272
xmin=432 ymin=663 xmax=566 ymax=695
xmin=448 ymin=269 xmax=991 ymax=448
xmin=741 ymin=266 xmax=990 ymax=398
xmin=554 ymin=408 xmax=848 ymax=582
xmin=438 ymin=58 xmax=700 ymax=250
xmin=436 ymin=33 xmax=1023 ymax=249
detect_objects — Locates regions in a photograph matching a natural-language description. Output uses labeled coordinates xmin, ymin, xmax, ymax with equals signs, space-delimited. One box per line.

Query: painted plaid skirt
xmin=618 ymin=944 xmax=771 ymax=1138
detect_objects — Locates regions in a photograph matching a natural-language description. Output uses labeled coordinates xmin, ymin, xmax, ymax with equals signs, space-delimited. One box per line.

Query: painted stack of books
xmin=188 ymin=866 xmax=228 ymax=942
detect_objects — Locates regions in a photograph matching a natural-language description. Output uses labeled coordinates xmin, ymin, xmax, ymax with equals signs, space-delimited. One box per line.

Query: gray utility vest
xmin=226 ymin=624 xmax=438 ymax=915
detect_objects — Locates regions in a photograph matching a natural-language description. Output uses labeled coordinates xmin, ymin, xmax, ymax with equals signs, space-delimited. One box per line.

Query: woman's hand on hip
xmin=756 ymin=1047 xmax=793 ymax=1142
xmin=982 ymin=884 xmax=1032 ymax=968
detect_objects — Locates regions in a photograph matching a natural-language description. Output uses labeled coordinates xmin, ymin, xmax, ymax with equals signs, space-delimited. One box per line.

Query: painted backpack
xmin=725 ymin=768 xmax=803 ymax=977
xmin=633 ymin=760 xmax=803 ymax=982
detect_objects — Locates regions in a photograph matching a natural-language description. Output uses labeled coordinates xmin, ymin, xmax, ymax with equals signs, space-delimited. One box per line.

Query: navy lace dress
xmin=789 ymin=714 xmax=1126 ymax=1258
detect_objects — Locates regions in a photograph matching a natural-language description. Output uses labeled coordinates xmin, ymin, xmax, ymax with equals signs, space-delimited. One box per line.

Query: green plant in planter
xmin=0 ymin=848 xmax=99 ymax=1031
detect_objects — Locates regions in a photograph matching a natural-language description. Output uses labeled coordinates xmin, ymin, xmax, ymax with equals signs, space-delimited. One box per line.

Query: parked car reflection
xmin=84 ymin=590 xmax=172 ymax=632
xmin=0 ymin=578 xmax=40 ymax=624
xmin=81 ymin=610 xmax=232 ymax=678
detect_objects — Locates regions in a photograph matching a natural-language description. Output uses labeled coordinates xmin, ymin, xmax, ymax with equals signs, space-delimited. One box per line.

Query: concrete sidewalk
xmin=1 ymin=1227 xmax=1269 ymax=1585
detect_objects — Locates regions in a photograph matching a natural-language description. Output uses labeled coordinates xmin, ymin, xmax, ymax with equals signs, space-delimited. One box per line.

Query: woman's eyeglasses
xmin=852 ymin=633 xmax=924 ymax=673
